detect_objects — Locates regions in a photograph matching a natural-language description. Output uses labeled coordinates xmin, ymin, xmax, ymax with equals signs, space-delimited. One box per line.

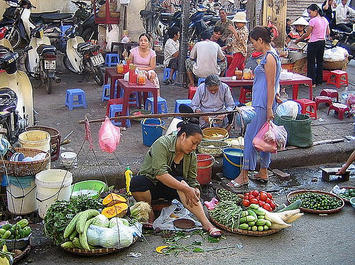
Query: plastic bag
xmin=272 ymin=122 xmax=287 ymax=150
xmin=99 ymin=117 xmax=121 ymax=153
xmin=252 ymin=122 xmax=277 ymax=153
xmin=87 ymin=224 xmax=133 ymax=248
xmin=234 ymin=106 xmax=256 ymax=127
xmin=276 ymin=101 xmax=299 ymax=120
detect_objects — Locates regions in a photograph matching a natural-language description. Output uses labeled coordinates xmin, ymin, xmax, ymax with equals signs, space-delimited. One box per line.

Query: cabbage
xmin=91 ymin=214 xmax=109 ymax=228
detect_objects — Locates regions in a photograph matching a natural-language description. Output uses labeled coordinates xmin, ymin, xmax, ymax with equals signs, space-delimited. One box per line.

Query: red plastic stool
xmin=295 ymin=98 xmax=317 ymax=119
xmin=327 ymin=70 xmax=348 ymax=88
xmin=314 ymin=96 xmax=332 ymax=109
xmin=327 ymin=103 xmax=350 ymax=120
xmin=322 ymin=70 xmax=331 ymax=82
xmin=320 ymin=89 xmax=339 ymax=102
xmin=239 ymin=87 xmax=252 ymax=104
xmin=188 ymin=86 xmax=197 ymax=99
xmin=106 ymin=98 xmax=124 ymax=116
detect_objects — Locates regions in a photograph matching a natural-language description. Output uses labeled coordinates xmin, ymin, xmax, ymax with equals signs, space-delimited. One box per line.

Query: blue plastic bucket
xmin=223 ymin=148 xmax=243 ymax=180
xmin=141 ymin=118 xmax=166 ymax=147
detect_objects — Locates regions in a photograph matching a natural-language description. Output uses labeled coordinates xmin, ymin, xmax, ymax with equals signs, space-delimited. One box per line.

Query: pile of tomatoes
xmin=242 ymin=190 xmax=276 ymax=211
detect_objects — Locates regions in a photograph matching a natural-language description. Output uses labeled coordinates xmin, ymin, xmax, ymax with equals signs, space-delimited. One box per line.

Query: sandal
xmin=249 ymin=174 xmax=268 ymax=184
xmin=227 ymin=179 xmax=248 ymax=188
xmin=204 ymin=227 xmax=222 ymax=238
xmin=142 ymin=222 xmax=154 ymax=230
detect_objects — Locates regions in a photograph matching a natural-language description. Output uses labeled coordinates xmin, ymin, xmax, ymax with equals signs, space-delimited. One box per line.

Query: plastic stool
xmin=323 ymin=70 xmax=331 ymax=82
xmin=145 ymin=97 xmax=168 ymax=114
xmin=175 ymin=99 xmax=192 ymax=113
xmin=119 ymin=89 xmax=140 ymax=108
xmin=188 ymin=86 xmax=197 ymax=99
xmin=327 ymin=70 xmax=348 ymax=88
xmin=101 ymin=84 xmax=110 ymax=101
xmin=320 ymin=89 xmax=338 ymax=102
xmin=314 ymin=96 xmax=332 ymax=109
xmin=109 ymin=104 xmax=131 ymax=127
xmin=239 ymin=87 xmax=252 ymax=104
xmin=295 ymin=98 xmax=317 ymax=119
xmin=65 ymin=89 xmax=87 ymax=110
xmin=106 ymin=98 xmax=124 ymax=116
xmin=105 ymin=53 xmax=119 ymax=67
xmin=163 ymin=68 xmax=177 ymax=81
xmin=197 ymin=78 xmax=205 ymax=86
xmin=327 ymin=103 xmax=350 ymax=120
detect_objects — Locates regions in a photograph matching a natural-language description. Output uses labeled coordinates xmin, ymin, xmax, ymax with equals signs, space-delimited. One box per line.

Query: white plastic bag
xmin=276 ymin=101 xmax=299 ymax=120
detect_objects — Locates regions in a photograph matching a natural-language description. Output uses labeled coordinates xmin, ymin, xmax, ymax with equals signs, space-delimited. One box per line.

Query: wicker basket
xmin=198 ymin=140 xmax=230 ymax=157
xmin=0 ymin=148 xmax=50 ymax=177
xmin=323 ymin=60 xmax=348 ymax=71
xmin=202 ymin=127 xmax=229 ymax=141
xmin=287 ymin=190 xmax=345 ymax=214
xmin=210 ymin=216 xmax=280 ymax=236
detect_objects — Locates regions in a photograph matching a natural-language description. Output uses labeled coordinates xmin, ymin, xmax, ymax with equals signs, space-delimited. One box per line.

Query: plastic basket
xmin=71 ymin=180 xmax=108 ymax=199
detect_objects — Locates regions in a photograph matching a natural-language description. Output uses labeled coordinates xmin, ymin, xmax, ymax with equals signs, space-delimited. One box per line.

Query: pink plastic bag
xmin=98 ymin=117 xmax=121 ymax=153
xmin=252 ymin=122 xmax=277 ymax=153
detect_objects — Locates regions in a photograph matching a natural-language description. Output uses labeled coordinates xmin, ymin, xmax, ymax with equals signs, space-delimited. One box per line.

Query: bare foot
xmin=227 ymin=170 xmax=249 ymax=187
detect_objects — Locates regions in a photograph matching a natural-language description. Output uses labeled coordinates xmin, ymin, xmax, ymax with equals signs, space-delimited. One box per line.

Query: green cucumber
xmin=249 ymin=204 xmax=259 ymax=210
xmin=64 ymin=212 xmax=82 ymax=238
xmin=254 ymin=209 xmax=266 ymax=216
xmin=239 ymin=223 xmax=249 ymax=230
xmin=277 ymin=199 xmax=302 ymax=212
xmin=252 ymin=226 xmax=258 ymax=231
xmin=61 ymin=241 xmax=75 ymax=249
xmin=265 ymin=220 xmax=272 ymax=227
xmin=247 ymin=209 xmax=257 ymax=219
xmin=2 ymin=230 xmax=11 ymax=239
xmin=248 ymin=221 xmax=255 ymax=226
xmin=257 ymin=225 xmax=264 ymax=232
xmin=256 ymin=219 xmax=266 ymax=226
xmin=246 ymin=215 xmax=255 ymax=222
xmin=248 ymin=226 xmax=252 ymax=231
xmin=1 ymin=224 xmax=12 ymax=231
xmin=0 ymin=229 xmax=6 ymax=235
xmin=72 ymin=237 xmax=82 ymax=249
xmin=263 ymin=225 xmax=269 ymax=231
xmin=241 ymin=210 xmax=249 ymax=217
xmin=239 ymin=217 xmax=247 ymax=223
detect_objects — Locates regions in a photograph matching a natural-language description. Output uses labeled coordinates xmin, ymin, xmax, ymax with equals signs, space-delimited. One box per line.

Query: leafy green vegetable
xmin=44 ymin=195 xmax=102 ymax=245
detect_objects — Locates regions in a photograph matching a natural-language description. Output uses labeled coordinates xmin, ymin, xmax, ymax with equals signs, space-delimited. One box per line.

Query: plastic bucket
xmin=35 ymin=169 xmax=73 ymax=219
xmin=141 ymin=118 xmax=166 ymax=147
xmin=223 ymin=148 xmax=243 ymax=180
xmin=71 ymin=180 xmax=107 ymax=199
xmin=196 ymin=154 xmax=215 ymax=185
xmin=6 ymin=175 xmax=37 ymax=215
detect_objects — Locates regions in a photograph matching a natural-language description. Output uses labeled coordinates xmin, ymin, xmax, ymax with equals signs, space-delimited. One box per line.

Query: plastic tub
xmin=35 ymin=169 xmax=73 ymax=219
xmin=71 ymin=180 xmax=107 ymax=199
xmin=196 ymin=154 xmax=215 ymax=185
xmin=223 ymin=148 xmax=243 ymax=180
xmin=141 ymin=118 xmax=165 ymax=147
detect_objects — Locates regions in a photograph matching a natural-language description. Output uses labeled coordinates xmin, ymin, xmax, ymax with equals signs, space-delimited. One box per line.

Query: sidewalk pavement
xmin=29 ymin=60 xmax=355 ymax=187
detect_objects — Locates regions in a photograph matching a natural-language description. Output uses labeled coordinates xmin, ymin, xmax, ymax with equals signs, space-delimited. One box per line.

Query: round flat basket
xmin=198 ymin=140 xmax=230 ymax=157
xmin=13 ymin=244 xmax=31 ymax=264
xmin=332 ymin=186 xmax=355 ymax=203
xmin=61 ymin=236 xmax=139 ymax=256
xmin=210 ymin=216 xmax=280 ymax=237
xmin=287 ymin=190 xmax=345 ymax=214
xmin=202 ymin=128 xmax=229 ymax=141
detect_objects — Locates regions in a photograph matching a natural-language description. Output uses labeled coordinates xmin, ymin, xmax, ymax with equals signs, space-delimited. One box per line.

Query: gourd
xmin=102 ymin=193 xmax=127 ymax=207
xmin=102 ymin=203 xmax=128 ymax=218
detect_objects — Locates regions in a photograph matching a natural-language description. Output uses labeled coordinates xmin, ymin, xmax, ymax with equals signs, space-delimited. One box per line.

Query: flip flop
xmin=249 ymin=174 xmax=268 ymax=184
xmin=142 ymin=222 xmax=154 ymax=230
xmin=227 ymin=180 xmax=248 ymax=188
xmin=205 ymin=227 xmax=222 ymax=238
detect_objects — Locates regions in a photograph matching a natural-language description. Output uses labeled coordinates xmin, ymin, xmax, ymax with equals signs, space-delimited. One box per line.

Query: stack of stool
xmin=327 ymin=70 xmax=348 ymax=88
xmin=320 ymin=89 xmax=339 ymax=102
xmin=163 ymin=68 xmax=177 ymax=82
xmin=109 ymin=103 xmax=131 ymax=127
xmin=175 ymin=99 xmax=192 ymax=113
xmin=105 ymin=53 xmax=119 ymax=67
xmin=295 ymin=98 xmax=317 ymax=119
xmin=188 ymin=86 xmax=197 ymax=99
xmin=65 ymin=89 xmax=87 ymax=110
xmin=327 ymin=102 xmax=350 ymax=120
xmin=239 ymin=87 xmax=252 ymax=104
xmin=119 ymin=89 xmax=140 ymax=108
xmin=145 ymin=97 xmax=168 ymax=114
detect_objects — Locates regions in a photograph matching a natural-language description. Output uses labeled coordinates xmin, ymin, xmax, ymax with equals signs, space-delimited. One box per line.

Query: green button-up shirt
xmin=139 ymin=134 xmax=200 ymax=189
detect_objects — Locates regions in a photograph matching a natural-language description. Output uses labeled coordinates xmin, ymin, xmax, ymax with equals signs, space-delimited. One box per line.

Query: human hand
xmin=194 ymin=187 xmax=200 ymax=199
xmin=267 ymin=108 xmax=274 ymax=121
xmin=336 ymin=166 xmax=347 ymax=175
xmin=181 ymin=181 xmax=199 ymax=207
xmin=227 ymin=24 xmax=235 ymax=32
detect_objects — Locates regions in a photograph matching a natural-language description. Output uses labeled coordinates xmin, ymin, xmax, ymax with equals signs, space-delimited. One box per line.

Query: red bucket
xmin=196 ymin=154 xmax=215 ymax=185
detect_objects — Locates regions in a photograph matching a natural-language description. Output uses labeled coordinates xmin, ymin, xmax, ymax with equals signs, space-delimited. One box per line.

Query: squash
xmin=102 ymin=193 xmax=127 ymax=207
xmin=102 ymin=203 xmax=128 ymax=218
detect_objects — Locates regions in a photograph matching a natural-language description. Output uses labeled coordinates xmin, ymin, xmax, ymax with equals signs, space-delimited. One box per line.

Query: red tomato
xmin=270 ymin=201 xmax=276 ymax=209
xmin=259 ymin=201 xmax=265 ymax=207
xmin=244 ymin=192 xmax=250 ymax=197
xmin=251 ymin=190 xmax=259 ymax=197
xmin=242 ymin=200 xmax=250 ymax=207
xmin=250 ymin=198 xmax=259 ymax=204
xmin=259 ymin=192 xmax=268 ymax=201
xmin=267 ymin=193 xmax=273 ymax=199
xmin=248 ymin=195 xmax=254 ymax=201
xmin=266 ymin=198 xmax=272 ymax=204
xmin=263 ymin=203 xmax=272 ymax=212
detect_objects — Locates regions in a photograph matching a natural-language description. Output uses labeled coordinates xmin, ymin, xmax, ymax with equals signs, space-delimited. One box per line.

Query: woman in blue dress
xmin=229 ymin=26 xmax=281 ymax=187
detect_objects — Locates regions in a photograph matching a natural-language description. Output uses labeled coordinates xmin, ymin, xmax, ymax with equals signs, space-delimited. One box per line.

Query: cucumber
xmin=248 ymin=226 xmax=252 ymax=231
xmin=22 ymin=227 xmax=32 ymax=237
xmin=263 ymin=225 xmax=269 ymax=231
xmin=72 ymin=237 xmax=82 ymax=249
xmin=247 ymin=209 xmax=257 ymax=219
xmin=258 ymin=215 xmax=265 ymax=219
xmin=69 ymin=230 xmax=78 ymax=241
xmin=0 ymin=229 xmax=6 ymax=235
xmin=239 ymin=217 xmax=247 ymax=223
xmin=252 ymin=226 xmax=258 ymax=231
xmin=248 ymin=221 xmax=255 ymax=226
xmin=79 ymin=218 xmax=96 ymax=250
xmin=254 ymin=209 xmax=266 ymax=216
xmin=1 ymin=224 xmax=12 ymax=231
xmin=249 ymin=204 xmax=259 ymax=210
xmin=64 ymin=212 xmax=82 ymax=238
xmin=246 ymin=216 xmax=255 ymax=222
xmin=76 ymin=210 xmax=99 ymax=234
xmin=257 ymin=225 xmax=264 ymax=232
xmin=239 ymin=223 xmax=249 ymax=230
xmin=16 ymin=219 xmax=29 ymax=229
xmin=265 ymin=220 xmax=272 ymax=227
xmin=241 ymin=210 xmax=249 ymax=217
xmin=61 ymin=241 xmax=75 ymax=249
xmin=277 ymin=200 xmax=302 ymax=212
xmin=275 ymin=203 xmax=286 ymax=212
xmin=256 ymin=219 xmax=266 ymax=226
xmin=2 ymin=230 xmax=11 ymax=239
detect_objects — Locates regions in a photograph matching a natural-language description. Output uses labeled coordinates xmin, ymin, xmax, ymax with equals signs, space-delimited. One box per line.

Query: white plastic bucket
xmin=6 ymin=176 xmax=37 ymax=215
xmin=35 ymin=169 xmax=73 ymax=219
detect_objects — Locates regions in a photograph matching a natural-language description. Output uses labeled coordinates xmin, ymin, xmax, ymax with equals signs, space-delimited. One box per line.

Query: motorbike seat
xmin=33 ymin=13 xmax=73 ymax=23
xmin=36 ymin=45 xmax=56 ymax=56
xmin=77 ymin=42 xmax=96 ymax=53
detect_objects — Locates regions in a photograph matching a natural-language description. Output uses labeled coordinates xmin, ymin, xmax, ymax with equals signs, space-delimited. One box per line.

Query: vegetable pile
xmin=209 ymin=201 xmax=242 ymax=230
xmin=216 ymin=189 xmax=242 ymax=204
xmin=337 ymin=188 xmax=355 ymax=201
xmin=242 ymin=190 xmax=276 ymax=211
xmin=289 ymin=192 xmax=343 ymax=211
xmin=0 ymin=219 xmax=31 ymax=240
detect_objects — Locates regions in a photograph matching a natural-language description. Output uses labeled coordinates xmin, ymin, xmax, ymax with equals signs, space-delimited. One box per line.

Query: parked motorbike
xmin=72 ymin=1 xmax=98 ymax=41
xmin=0 ymin=0 xmax=35 ymax=49
xmin=0 ymin=39 xmax=32 ymax=142
xmin=63 ymin=25 xmax=104 ymax=86
xmin=25 ymin=25 xmax=60 ymax=94
xmin=331 ymin=29 xmax=355 ymax=60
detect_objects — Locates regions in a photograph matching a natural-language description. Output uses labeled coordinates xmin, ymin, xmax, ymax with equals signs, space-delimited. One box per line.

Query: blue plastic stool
xmin=119 ymin=89 xmax=140 ymax=108
xmin=109 ymin=104 xmax=131 ymax=127
xmin=145 ymin=96 xmax=168 ymax=114
xmin=101 ymin=83 xmax=118 ymax=101
xmin=163 ymin=68 xmax=177 ymax=81
xmin=174 ymin=99 xmax=192 ymax=113
xmin=197 ymin=78 xmax=205 ymax=86
xmin=65 ymin=89 xmax=87 ymax=110
xmin=105 ymin=53 xmax=119 ymax=67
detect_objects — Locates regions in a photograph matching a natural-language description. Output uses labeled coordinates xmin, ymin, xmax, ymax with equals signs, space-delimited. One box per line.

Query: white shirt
xmin=190 ymin=40 xmax=225 ymax=78
xmin=335 ymin=3 xmax=355 ymax=25
xmin=163 ymin=38 xmax=179 ymax=67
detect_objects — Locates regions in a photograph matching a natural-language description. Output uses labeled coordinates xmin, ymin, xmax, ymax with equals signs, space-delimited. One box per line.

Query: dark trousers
xmin=168 ymin=57 xmax=178 ymax=70
xmin=307 ymin=40 xmax=325 ymax=85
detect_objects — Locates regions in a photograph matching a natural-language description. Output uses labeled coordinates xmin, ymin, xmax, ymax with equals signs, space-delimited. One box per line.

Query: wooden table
xmin=116 ymin=79 xmax=159 ymax=127
xmin=104 ymin=67 xmax=124 ymax=99
xmin=220 ymin=73 xmax=313 ymax=100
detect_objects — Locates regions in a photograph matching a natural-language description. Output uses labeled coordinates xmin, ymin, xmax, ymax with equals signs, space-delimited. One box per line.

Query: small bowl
xmin=173 ymin=218 xmax=195 ymax=229
xmin=350 ymin=197 xmax=355 ymax=209
xmin=61 ymin=152 xmax=77 ymax=168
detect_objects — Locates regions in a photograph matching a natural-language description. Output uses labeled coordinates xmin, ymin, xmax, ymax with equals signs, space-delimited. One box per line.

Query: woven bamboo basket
xmin=198 ymin=140 xmax=230 ymax=157
xmin=0 ymin=148 xmax=50 ymax=177
xmin=202 ymin=127 xmax=229 ymax=141
xmin=323 ymin=60 xmax=347 ymax=71
xmin=210 ymin=216 xmax=280 ymax=237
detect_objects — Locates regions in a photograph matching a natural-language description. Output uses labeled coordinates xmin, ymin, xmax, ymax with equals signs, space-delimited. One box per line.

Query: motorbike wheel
xmin=5 ymin=27 xmax=21 ymax=50
xmin=92 ymin=66 xmax=104 ymax=86
xmin=45 ymin=78 xmax=52 ymax=94
xmin=63 ymin=55 xmax=77 ymax=74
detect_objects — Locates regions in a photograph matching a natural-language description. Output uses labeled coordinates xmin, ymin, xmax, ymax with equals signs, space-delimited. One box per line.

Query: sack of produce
xmin=87 ymin=224 xmax=133 ymax=249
